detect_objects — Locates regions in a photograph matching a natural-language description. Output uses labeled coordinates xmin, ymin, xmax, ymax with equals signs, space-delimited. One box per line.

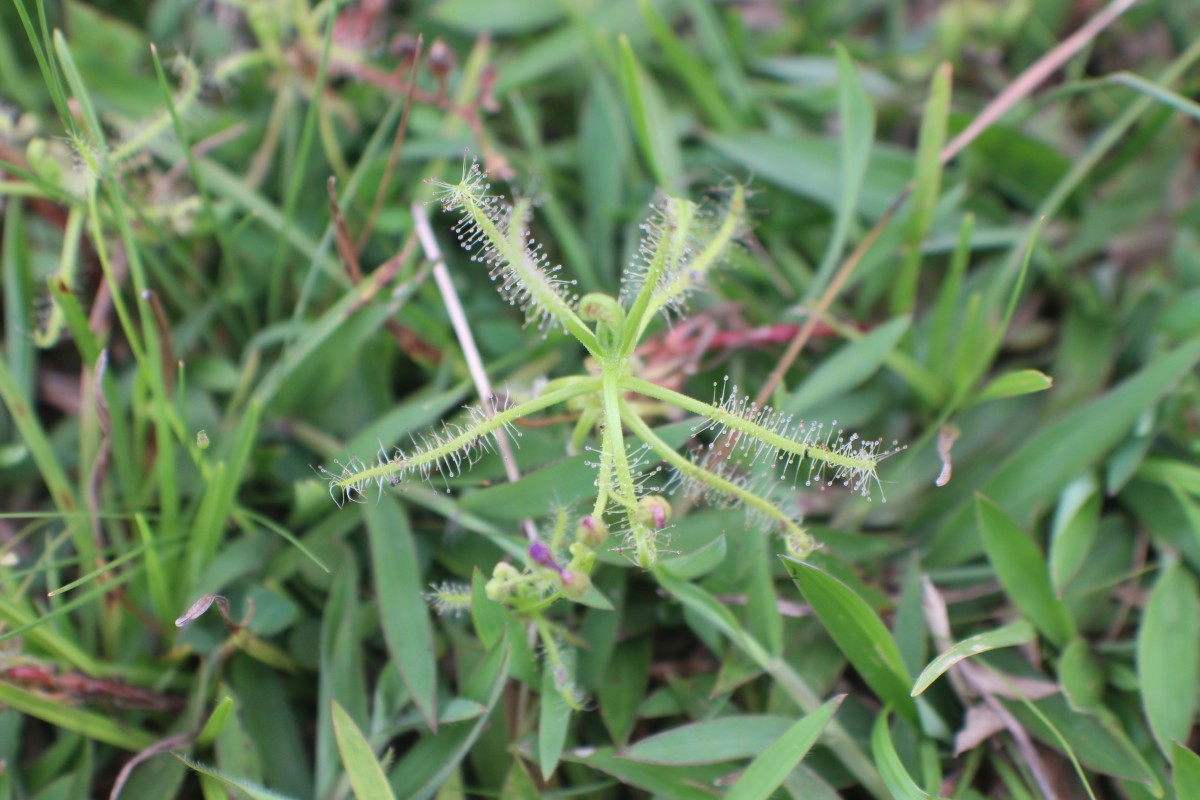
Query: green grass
xmin=1 ymin=0 xmax=1199 ymax=798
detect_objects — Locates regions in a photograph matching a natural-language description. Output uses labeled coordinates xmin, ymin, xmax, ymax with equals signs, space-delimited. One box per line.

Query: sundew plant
xmin=324 ymin=161 xmax=901 ymax=595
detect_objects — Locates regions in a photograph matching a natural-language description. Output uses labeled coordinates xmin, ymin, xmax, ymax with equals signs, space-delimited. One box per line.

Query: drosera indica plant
xmin=322 ymin=160 xmax=900 ymax=601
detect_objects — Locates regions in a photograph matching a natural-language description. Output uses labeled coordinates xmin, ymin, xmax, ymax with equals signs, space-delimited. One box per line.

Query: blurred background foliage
xmin=0 ymin=0 xmax=1199 ymax=797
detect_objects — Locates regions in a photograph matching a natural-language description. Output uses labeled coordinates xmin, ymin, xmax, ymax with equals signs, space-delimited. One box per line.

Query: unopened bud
xmin=485 ymin=561 xmax=521 ymax=603
xmin=529 ymin=540 xmax=559 ymax=570
xmin=636 ymin=496 xmax=672 ymax=529
xmin=428 ymin=39 xmax=456 ymax=78
xmin=560 ymin=570 xmax=591 ymax=599
xmin=576 ymin=515 xmax=608 ymax=548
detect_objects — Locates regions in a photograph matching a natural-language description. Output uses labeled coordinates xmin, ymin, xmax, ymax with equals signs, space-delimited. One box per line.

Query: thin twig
xmin=411 ymin=203 xmax=538 ymax=542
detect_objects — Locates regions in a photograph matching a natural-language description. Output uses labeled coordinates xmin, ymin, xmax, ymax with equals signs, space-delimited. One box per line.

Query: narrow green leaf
xmin=928 ymin=336 xmax=1200 ymax=565
xmin=639 ymin=0 xmax=736 ymax=130
xmin=1106 ymin=71 xmax=1200 ymax=122
xmin=617 ymin=34 xmax=682 ymax=190
xmin=538 ymin=663 xmax=572 ymax=780
xmin=175 ymin=755 xmax=297 ymax=800
xmin=928 ymin=214 xmax=972 ymax=372
xmin=598 ymin=635 xmax=650 ymax=747
xmin=332 ymin=701 xmax=396 ymax=800
xmin=783 ymin=558 xmax=917 ymax=725
xmin=911 ymin=619 xmax=1035 ymax=697
xmin=1059 ymin=638 xmax=1106 ymax=716
xmin=622 ymin=716 xmax=796 ymax=765
xmin=1002 ymin=693 xmax=1159 ymax=790
xmin=976 ymin=495 xmax=1075 ymax=646
xmin=0 ymin=680 xmax=154 ymax=751
xmin=1049 ymin=475 xmax=1101 ymax=595
xmin=812 ymin=43 xmax=876 ymax=295
xmin=365 ymin=499 xmax=438 ymax=731
xmin=871 ymin=708 xmax=948 ymax=800
xmin=726 ymin=696 xmax=845 ymax=800
xmin=785 ymin=317 xmax=910 ymax=415
xmin=196 ymin=697 xmax=234 ymax=749
xmin=707 ymin=133 xmax=911 ymax=221
xmin=498 ymin=759 xmax=541 ymax=800
xmin=1137 ymin=558 xmax=1199 ymax=757
xmin=389 ymin=638 xmax=512 ymax=800
xmin=893 ymin=63 xmax=951 ymax=315
xmin=563 ymin=746 xmax=729 ymax=800
xmin=971 ymin=369 xmax=1054 ymax=404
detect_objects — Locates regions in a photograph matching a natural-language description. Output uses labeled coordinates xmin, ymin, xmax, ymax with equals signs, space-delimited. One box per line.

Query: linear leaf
xmin=725 ymin=696 xmax=845 ymax=800
xmin=365 ymin=499 xmax=438 ymax=730
xmin=911 ymin=619 xmax=1035 ymax=697
xmin=976 ymin=495 xmax=1075 ymax=646
xmin=783 ymin=558 xmax=917 ymax=725
xmin=871 ymin=708 xmax=948 ymax=800
xmin=1137 ymin=557 xmax=1199 ymax=757
xmin=332 ymin=701 xmax=395 ymax=800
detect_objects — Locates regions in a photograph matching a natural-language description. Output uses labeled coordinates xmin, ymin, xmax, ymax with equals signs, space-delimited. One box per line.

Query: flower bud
xmin=636 ymin=496 xmax=672 ymax=529
xmin=485 ymin=561 xmax=521 ymax=603
xmin=576 ymin=515 xmax=608 ymax=548
xmin=560 ymin=570 xmax=592 ymax=599
xmin=428 ymin=38 xmax=456 ymax=78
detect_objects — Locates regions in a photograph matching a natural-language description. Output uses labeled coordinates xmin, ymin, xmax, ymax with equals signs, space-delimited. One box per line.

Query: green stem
xmin=601 ymin=372 xmax=656 ymax=567
xmin=620 ymin=197 xmax=693 ymax=356
xmin=619 ymin=400 xmax=811 ymax=548
xmin=335 ymin=377 xmax=600 ymax=491
xmin=622 ymin=375 xmax=881 ymax=481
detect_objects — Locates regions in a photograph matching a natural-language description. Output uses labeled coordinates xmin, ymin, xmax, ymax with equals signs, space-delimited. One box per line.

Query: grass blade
xmin=332 ymin=700 xmax=396 ymax=800
xmin=725 ymin=695 xmax=845 ymax=800
xmin=1137 ymin=556 xmax=1199 ymax=757
xmin=782 ymin=557 xmax=917 ymax=726
xmin=911 ymin=618 xmax=1035 ymax=697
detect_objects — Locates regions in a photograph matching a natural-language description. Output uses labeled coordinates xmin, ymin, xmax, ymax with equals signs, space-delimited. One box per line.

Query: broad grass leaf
xmin=1059 ymin=637 xmax=1106 ymax=716
xmin=389 ymin=637 xmax=512 ymax=800
xmin=707 ymin=132 xmax=912 ymax=220
xmin=1049 ymin=474 xmax=1102 ymax=595
xmin=926 ymin=336 xmax=1200 ymax=565
xmin=976 ymin=494 xmax=1075 ymax=646
xmin=725 ymin=696 xmax=845 ymax=800
xmin=332 ymin=700 xmax=396 ymax=800
xmin=231 ymin=659 xmax=312 ymax=798
xmin=562 ymin=746 xmax=729 ymax=799
xmin=621 ymin=716 xmax=796 ymax=765
xmin=1137 ymin=558 xmax=1199 ymax=757
xmin=911 ymin=619 xmax=1035 ymax=697
xmin=785 ymin=316 xmax=910 ymax=416
xmin=1003 ymin=694 xmax=1160 ymax=790
xmin=598 ymin=635 xmax=650 ymax=746
xmin=871 ymin=708 xmax=949 ymax=800
xmin=1173 ymin=743 xmax=1200 ymax=794
xmin=783 ymin=557 xmax=917 ymax=725
xmin=365 ymin=499 xmax=438 ymax=731
xmin=659 ymin=534 xmax=726 ymax=580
